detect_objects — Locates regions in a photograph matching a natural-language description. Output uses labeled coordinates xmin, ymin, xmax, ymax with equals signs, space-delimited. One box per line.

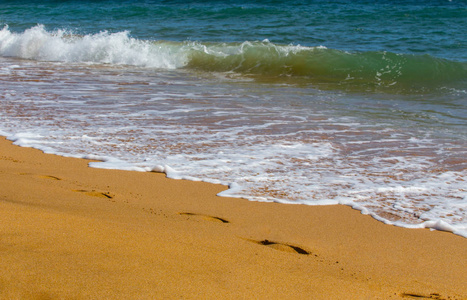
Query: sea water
xmin=0 ymin=0 xmax=466 ymax=237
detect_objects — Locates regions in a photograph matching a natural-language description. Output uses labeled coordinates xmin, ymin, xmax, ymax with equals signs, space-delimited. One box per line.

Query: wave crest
xmin=1 ymin=25 xmax=465 ymax=92
xmin=0 ymin=25 xmax=187 ymax=68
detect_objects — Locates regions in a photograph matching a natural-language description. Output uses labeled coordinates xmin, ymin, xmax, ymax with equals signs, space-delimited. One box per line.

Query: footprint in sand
xmin=178 ymin=212 xmax=230 ymax=223
xmin=1 ymin=156 xmax=23 ymax=163
xmin=246 ymin=238 xmax=311 ymax=255
xmin=73 ymin=189 xmax=114 ymax=200
xmin=18 ymin=173 xmax=62 ymax=181
xmin=39 ymin=175 xmax=62 ymax=180
xmin=178 ymin=213 xmax=310 ymax=255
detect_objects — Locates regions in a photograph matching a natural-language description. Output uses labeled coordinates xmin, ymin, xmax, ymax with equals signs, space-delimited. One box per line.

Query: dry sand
xmin=0 ymin=136 xmax=466 ymax=299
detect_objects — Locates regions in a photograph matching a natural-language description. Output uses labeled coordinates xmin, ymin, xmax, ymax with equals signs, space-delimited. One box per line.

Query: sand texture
xmin=0 ymin=137 xmax=466 ymax=299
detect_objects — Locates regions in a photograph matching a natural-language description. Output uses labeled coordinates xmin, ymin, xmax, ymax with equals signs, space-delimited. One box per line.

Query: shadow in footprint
xmin=247 ymin=239 xmax=311 ymax=255
xmin=401 ymin=293 xmax=442 ymax=299
xmin=179 ymin=212 xmax=229 ymax=223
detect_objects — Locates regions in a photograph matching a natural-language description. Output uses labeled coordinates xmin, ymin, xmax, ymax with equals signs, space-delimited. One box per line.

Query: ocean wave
xmin=1 ymin=25 xmax=465 ymax=92
xmin=0 ymin=25 xmax=188 ymax=69
xmin=187 ymin=41 xmax=467 ymax=89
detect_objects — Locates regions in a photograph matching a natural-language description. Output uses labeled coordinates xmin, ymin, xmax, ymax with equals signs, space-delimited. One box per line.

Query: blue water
xmin=0 ymin=0 xmax=466 ymax=237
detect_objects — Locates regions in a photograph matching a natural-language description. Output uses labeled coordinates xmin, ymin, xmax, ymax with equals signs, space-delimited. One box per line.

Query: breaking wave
xmin=1 ymin=25 xmax=466 ymax=92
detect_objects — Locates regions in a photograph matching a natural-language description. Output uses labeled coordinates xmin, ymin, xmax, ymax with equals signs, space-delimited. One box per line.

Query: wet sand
xmin=0 ymin=136 xmax=466 ymax=299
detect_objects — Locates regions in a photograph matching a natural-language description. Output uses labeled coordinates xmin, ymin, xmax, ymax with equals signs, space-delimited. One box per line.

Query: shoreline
xmin=1 ymin=136 xmax=466 ymax=299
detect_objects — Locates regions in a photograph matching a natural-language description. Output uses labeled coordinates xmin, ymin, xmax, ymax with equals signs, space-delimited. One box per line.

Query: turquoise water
xmin=0 ymin=1 xmax=466 ymax=236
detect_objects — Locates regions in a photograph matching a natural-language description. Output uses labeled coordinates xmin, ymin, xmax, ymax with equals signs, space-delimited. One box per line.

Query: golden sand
xmin=0 ymin=136 xmax=466 ymax=299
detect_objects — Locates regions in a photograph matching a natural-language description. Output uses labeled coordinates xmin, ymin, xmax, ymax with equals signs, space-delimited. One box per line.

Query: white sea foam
xmin=0 ymin=25 xmax=329 ymax=74
xmin=0 ymin=25 xmax=187 ymax=68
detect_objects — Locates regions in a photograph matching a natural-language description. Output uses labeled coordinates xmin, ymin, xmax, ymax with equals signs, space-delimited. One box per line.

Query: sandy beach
xmin=0 ymin=135 xmax=466 ymax=299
